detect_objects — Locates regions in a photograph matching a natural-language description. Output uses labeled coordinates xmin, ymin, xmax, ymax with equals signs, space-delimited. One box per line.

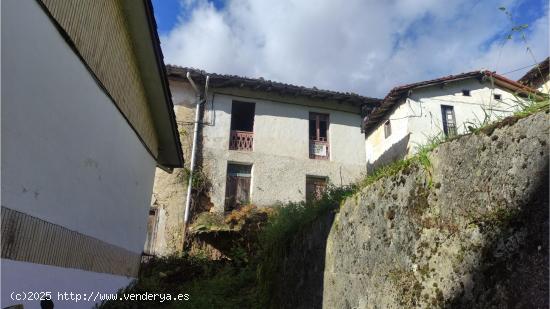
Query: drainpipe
xmin=181 ymin=73 xmax=209 ymax=250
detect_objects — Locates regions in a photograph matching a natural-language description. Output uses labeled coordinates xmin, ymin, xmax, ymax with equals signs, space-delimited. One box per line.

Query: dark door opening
xmin=230 ymin=101 xmax=255 ymax=151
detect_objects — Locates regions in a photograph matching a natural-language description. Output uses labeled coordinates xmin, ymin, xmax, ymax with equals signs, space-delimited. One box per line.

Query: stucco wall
xmin=149 ymin=83 xmax=366 ymax=255
xmin=366 ymin=79 xmax=523 ymax=170
xmin=1 ymin=0 xmax=156 ymax=306
xmin=201 ymin=91 xmax=366 ymax=211
xmin=365 ymin=101 xmax=411 ymax=171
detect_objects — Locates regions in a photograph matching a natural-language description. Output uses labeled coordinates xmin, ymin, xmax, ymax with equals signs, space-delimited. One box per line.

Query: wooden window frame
xmin=306 ymin=176 xmax=328 ymax=203
xmin=309 ymin=112 xmax=330 ymax=159
xmin=224 ymin=163 xmax=252 ymax=212
xmin=441 ymin=105 xmax=457 ymax=137
xmin=144 ymin=208 xmax=159 ymax=255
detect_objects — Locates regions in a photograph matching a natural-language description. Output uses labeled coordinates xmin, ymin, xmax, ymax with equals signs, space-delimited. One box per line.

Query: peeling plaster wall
xmin=149 ymin=82 xmax=367 ymax=255
xmin=365 ymin=79 xmax=525 ymax=171
xmin=148 ymin=81 xmax=196 ymax=256
xmin=202 ymin=92 xmax=367 ymax=211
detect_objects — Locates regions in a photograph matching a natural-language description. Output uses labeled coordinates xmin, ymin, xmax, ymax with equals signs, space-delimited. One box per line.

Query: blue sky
xmin=152 ymin=0 xmax=548 ymax=97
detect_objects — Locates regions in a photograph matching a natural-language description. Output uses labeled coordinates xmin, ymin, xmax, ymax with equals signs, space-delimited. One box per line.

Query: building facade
xmin=1 ymin=0 xmax=182 ymax=308
xmin=363 ymin=71 xmax=541 ymax=171
xmin=146 ymin=66 xmax=378 ymax=256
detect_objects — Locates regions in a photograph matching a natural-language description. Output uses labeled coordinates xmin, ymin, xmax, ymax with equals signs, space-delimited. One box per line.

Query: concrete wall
xmin=1 ymin=0 xmax=156 ymax=307
xmin=201 ymin=91 xmax=366 ymax=211
xmin=366 ymin=79 xmax=522 ymax=170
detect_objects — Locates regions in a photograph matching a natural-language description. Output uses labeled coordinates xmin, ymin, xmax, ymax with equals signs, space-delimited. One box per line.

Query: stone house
xmin=145 ymin=66 xmax=379 ymax=256
xmin=363 ymin=70 xmax=543 ymax=171
xmin=1 ymin=0 xmax=182 ymax=308
xmin=518 ymin=57 xmax=549 ymax=94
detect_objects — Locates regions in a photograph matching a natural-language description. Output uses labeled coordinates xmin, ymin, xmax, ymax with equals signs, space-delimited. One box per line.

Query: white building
xmin=146 ymin=66 xmax=378 ymax=256
xmin=364 ymin=70 xmax=542 ymax=171
xmin=1 ymin=0 xmax=182 ymax=308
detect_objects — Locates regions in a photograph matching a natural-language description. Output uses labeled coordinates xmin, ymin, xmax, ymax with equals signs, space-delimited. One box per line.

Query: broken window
xmin=229 ymin=101 xmax=255 ymax=151
xmin=384 ymin=120 xmax=392 ymax=138
xmin=441 ymin=105 xmax=457 ymax=137
xmin=224 ymin=163 xmax=252 ymax=211
xmin=309 ymin=113 xmax=329 ymax=159
xmin=306 ymin=176 xmax=328 ymax=203
xmin=144 ymin=208 xmax=158 ymax=255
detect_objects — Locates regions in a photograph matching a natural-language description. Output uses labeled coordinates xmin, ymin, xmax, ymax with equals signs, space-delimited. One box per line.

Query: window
xmin=462 ymin=89 xmax=471 ymax=96
xmin=224 ymin=163 xmax=252 ymax=211
xmin=309 ymin=113 xmax=329 ymax=159
xmin=384 ymin=120 xmax=392 ymax=138
xmin=229 ymin=101 xmax=255 ymax=151
xmin=494 ymin=94 xmax=502 ymax=100
xmin=306 ymin=176 xmax=327 ymax=203
xmin=441 ymin=105 xmax=457 ymax=137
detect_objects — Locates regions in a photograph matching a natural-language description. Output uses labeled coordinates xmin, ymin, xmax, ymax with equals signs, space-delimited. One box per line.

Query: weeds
xmin=256 ymin=184 xmax=356 ymax=307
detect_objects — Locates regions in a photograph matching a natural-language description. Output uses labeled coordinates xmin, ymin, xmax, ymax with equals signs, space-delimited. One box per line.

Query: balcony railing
xmin=309 ymin=139 xmax=329 ymax=159
xmin=229 ymin=130 xmax=254 ymax=151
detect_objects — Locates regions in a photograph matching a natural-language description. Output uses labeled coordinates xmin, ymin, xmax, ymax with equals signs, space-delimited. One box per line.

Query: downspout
xmin=181 ymin=72 xmax=209 ymax=251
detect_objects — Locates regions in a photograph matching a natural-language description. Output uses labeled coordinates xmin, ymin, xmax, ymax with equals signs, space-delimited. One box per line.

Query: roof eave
xmin=121 ymin=0 xmax=184 ymax=169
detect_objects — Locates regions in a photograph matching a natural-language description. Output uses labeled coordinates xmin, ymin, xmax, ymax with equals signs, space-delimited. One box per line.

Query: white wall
xmin=365 ymin=79 xmax=522 ymax=170
xmin=1 ymin=260 xmax=133 ymax=309
xmin=199 ymin=92 xmax=366 ymax=210
xmin=365 ymin=101 xmax=411 ymax=170
xmin=1 ymin=0 xmax=156 ymax=306
xmin=539 ymin=79 xmax=550 ymax=94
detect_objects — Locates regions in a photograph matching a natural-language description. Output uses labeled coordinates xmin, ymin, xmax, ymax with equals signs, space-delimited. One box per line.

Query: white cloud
xmin=160 ymin=0 xmax=549 ymax=97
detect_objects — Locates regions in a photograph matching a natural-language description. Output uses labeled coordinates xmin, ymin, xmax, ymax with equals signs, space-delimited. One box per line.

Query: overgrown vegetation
xmin=100 ymin=96 xmax=548 ymax=308
xmin=99 ymin=185 xmax=356 ymax=309
xmin=256 ymin=185 xmax=357 ymax=307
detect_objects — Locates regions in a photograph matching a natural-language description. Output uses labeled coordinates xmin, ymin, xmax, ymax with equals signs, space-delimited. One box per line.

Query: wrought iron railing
xmin=229 ymin=130 xmax=254 ymax=151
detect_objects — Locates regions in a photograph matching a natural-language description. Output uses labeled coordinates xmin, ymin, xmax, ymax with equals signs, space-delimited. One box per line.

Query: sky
xmin=152 ymin=0 xmax=549 ymax=98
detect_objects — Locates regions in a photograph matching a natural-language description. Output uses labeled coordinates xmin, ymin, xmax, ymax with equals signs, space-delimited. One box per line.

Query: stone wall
xmin=278 ymin=111 xmax=549 ymax=308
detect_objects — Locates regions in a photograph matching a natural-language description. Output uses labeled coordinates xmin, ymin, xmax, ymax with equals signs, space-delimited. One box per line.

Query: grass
xmin=358 ymin=133 xmax=444 ymax=189
xmin=98 ymin=254 xmax=259 ymax=309
xmin=98 ymin=186 xmax=357 ymax=309
xmin=256 ymin=185 xmax=356 ymax=307
xmin=513 ymin=97 xmax=549 ymax=118
xmin=99 ymin=97 xmax=548 ymax=308
xmin=467 ymin=97 xmax=549 ymax=135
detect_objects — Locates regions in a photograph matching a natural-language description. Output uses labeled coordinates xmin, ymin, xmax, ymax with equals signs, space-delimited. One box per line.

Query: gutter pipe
xmin=182 ymin=72 xmax=209 ymax=249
